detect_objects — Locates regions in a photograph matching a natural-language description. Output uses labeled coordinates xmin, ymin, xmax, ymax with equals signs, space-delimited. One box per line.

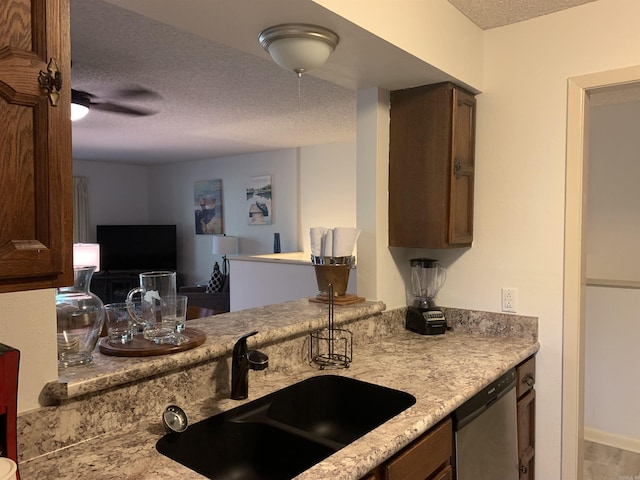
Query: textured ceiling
xmin=448 ymin=0 xmax=598 ymax=29
xmin=71 ymin=0 xmax=617 ymax=165
xmin=71 ymin=0 xmax=457 ymax=164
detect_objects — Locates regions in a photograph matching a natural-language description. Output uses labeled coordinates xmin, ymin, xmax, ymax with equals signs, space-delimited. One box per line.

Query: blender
xmin=406 ymin=258 xmax=448 ymax=335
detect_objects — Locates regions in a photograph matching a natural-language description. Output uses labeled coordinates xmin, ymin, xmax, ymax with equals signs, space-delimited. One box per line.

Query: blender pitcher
xmin=410 ymin=258 xmax=447 ymax=308
xmin=406 ymin=258 xmax=448 ymax=335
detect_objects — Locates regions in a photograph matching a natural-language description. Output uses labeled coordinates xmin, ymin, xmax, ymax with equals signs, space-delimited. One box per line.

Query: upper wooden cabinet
xmin=389 ymin=82 xmax=476 ymax=249
xmin=0 ymin=0 xmax=73 ymax=293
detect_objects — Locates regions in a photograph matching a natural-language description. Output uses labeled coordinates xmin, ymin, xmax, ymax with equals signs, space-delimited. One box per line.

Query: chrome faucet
xmin=231 ymin=331 xmax=269 ymax=400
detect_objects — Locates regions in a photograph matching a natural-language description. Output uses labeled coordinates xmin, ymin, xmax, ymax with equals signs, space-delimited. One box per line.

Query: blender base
xmin=406 ymin=306 xmax=447 ymax=335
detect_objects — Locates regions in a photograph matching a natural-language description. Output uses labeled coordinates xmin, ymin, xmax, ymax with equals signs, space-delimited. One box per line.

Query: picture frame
xmin=194 ymin=179 xmax=223 ymax=234
xmin=246 ymin=175 xmax=272 ymax=225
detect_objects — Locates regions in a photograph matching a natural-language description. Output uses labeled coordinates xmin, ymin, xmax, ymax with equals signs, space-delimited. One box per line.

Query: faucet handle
xmin=233 ymin=330 xmax=259 ymax=357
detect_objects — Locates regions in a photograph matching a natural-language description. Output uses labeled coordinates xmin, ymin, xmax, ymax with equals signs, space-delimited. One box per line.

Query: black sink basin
xmin=157 ymin=420 xmax=334 ymax=480
xmin=156 ymin=375 xmax=416 ymax=480
xmin=265 ymin=375 xmax=417 ymax=445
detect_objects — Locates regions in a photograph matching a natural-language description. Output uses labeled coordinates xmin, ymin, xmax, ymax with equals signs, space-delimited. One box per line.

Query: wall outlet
xmin=502 ymin=287 xmax=518 ymax=313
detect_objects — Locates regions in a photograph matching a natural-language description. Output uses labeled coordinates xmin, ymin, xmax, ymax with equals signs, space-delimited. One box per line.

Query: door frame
xmin=563 ymin=65 xmax=640 ymax=479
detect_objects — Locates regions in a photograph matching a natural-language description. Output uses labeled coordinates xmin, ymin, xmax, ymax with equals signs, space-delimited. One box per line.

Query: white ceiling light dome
xmin=71 ymin=89 xmax=90 ymax=121
xmin=258 ymin=23 xmax=339 ymax=77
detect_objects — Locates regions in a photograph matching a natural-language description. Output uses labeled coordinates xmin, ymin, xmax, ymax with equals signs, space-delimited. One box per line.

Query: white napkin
xmin=322 ymin=232 xmax=333 ymax=256
xmin=310 ymin=227 xmax=329 ymax=256
xmin=332 ymin=227 xmax=361 ymax=257
xmin=311 ymin=227 xmax=361 ymax=257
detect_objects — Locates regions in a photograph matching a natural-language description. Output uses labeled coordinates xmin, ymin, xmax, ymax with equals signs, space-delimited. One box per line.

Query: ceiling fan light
xmin=71 ymin=89 xmax=90 ymax=121
xmin=71 ymin=102 xmax=89 ymax=121
xmin=258 ymin=23 xmax=339 ymax=76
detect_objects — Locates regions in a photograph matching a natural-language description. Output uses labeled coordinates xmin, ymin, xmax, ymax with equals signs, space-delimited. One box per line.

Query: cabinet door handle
xmin=519 ymin=464 xmax=528 ymax=474
xmin=454 ymin=160 xmax=473 ymax=177
xmin=523 ymin=373 xmax=535 ymax=387
xmin=38 ymin=58 xmax=63 ymax=106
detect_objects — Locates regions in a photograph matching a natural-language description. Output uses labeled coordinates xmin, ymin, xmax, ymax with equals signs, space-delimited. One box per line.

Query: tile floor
xmin=584 ymin=441 xmax=640 ymax=480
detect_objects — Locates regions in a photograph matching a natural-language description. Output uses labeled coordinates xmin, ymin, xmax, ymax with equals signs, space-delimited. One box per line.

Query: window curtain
xmin=73 ymin=176 xmax=89 ymax=243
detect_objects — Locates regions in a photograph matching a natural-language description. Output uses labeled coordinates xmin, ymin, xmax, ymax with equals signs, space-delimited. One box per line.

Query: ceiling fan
xmin=70 ymin=85 xmax=160 ymax=121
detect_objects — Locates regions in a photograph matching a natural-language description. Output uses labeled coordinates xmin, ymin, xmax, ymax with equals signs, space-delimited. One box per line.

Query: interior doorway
xmin=563 ymin=65 xmax=640 ymax=480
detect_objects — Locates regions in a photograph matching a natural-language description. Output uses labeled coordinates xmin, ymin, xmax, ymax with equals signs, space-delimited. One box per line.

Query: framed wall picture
xmin=246 ymin=175 xmax=272 ymax=225
xmin=194 ymin=179 xmax=223 ymax=234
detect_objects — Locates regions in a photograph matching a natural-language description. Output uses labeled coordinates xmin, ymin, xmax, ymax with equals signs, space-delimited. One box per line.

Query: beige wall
xmin=313 ymin=0 xmax=485 ymax=91
xmin=0 ymin=290 xmax=58 ymax=413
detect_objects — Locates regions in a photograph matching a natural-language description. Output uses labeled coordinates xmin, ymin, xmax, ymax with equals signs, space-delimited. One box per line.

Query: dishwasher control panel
xmin=453 ymin=368 xmax=517 ymax=429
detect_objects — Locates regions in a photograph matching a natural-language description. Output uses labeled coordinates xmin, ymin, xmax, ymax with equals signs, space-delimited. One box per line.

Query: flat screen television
xmin=96 ymin=225 xmax=177 ymax=272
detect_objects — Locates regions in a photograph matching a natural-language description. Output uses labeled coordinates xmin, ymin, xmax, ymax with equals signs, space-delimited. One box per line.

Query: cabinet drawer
xmin=384 ymin=417 xmax=452 ymax=480
xmin=432 ymin=464 xmax=453 ymax=480
xmin=517 ymin=357 xmax=536 ymax=398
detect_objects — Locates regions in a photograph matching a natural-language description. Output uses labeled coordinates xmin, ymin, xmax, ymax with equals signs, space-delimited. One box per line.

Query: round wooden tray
xmin=309 ymin=293 xmax=365 ymax=305
xmin=98 ymin=327 xmax=206 ymax=357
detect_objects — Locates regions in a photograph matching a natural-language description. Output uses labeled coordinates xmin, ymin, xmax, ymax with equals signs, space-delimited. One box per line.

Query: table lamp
xmin=212 ymin=235 xmax=238 ymax=276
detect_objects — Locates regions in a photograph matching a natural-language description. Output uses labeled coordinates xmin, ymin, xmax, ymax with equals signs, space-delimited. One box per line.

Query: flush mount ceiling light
xmin=258 ymin=23 xmax=339 ymax=77
xmin=71 ymin=89 xmax=90 ymax=121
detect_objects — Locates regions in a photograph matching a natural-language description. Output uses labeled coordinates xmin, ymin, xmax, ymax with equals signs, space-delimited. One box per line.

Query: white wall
xmin=585 ymin=286 xmax=640 ymax=449
xmin=148 ymin=149 xmax=288 ymax=285
xmin=0 ymin=290 xmax=57 ymax=413
xmin=74 ymin=142 xmax=358 ymax=287
xmin=453 ymin=3 xmax=640 ymax=478
xmin=584 ymin=101 xmax=640 ymax=448
xmin=299 ymin=141 xmax=357 ymax=254
xmin=586 ymin=101 xmax=640 ymax=281
xmin=313 ymin=0 xmax=484 ymax=91
xmin=73 ymin=160 xmax=149 ymax=241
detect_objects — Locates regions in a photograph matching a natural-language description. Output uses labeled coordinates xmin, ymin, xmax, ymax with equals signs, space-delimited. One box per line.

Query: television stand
xmin=91 ymin=271 xmax=143 ymax=304
xmin=91 ymin=270 xmax=183 ymax=304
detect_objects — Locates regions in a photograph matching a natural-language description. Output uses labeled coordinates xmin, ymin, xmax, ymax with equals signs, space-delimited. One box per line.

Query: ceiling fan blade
xmin=90 ymin=102 xmax=156 ymax=116
xmin=101 ymin=85 xmax=161 ymax=100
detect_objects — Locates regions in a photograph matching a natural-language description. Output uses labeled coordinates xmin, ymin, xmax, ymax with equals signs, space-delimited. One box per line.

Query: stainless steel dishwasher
xmin=453 ymin=368 xmax=519 ymax=480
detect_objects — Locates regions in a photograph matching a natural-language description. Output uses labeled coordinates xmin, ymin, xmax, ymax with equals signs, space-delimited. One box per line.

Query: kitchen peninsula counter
xmin=19 ymin=301 xmax=538 ymax=480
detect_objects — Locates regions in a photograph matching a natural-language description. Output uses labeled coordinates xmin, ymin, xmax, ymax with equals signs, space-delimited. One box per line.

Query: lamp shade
xmin=73 ymin=243 xmax=100 ymax=271
xmin=258 ymin=24 xmax=339 ymax=76
xmin=212 ymin=235 xmax=238 ymax=256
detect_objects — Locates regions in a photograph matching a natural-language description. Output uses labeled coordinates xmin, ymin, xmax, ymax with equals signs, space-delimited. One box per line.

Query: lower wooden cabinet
xmin=363 ymin=417 xmax=452 ymax=480
xmin=517 ymin=357 xmax=536 ymax=479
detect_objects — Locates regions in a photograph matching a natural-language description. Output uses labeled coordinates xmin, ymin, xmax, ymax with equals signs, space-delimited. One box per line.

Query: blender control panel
xmin=423 ymin=310 xmax=445 ymax=321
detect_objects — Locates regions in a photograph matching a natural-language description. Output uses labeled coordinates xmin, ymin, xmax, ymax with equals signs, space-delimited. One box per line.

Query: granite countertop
xmin=20 ymin=301 xmax=538 ymax=480
xmin=45 ymin=299 xmax=384 ymax=402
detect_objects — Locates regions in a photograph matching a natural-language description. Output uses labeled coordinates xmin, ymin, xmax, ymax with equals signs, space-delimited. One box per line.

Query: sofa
xmin=179 ymin=276 xmax=230 ymax=313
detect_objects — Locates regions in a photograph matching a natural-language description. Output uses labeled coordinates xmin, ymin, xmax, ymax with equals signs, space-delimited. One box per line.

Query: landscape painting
xmin=246 ymin=175 xmax=272 ymax=225
xmin=194 ymin=179 xmax=223 ymax=234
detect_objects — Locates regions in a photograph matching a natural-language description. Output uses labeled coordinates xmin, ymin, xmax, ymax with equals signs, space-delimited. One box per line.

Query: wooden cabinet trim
xmin=517 ymin=356 xmax=536 ymax=480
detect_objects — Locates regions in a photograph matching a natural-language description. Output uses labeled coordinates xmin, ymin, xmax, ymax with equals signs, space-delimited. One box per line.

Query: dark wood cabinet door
xmin=0 ymin=0 xmax=73 ymax=293
xmin=449 ymin=88 xmax=475 ymax=245
xmin=389 ymin=82 xmax=476 ymax=249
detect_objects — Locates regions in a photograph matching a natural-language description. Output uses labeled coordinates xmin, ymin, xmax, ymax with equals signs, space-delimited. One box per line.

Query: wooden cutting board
xmin=98 ymin=327 xmax=206 ymax=357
